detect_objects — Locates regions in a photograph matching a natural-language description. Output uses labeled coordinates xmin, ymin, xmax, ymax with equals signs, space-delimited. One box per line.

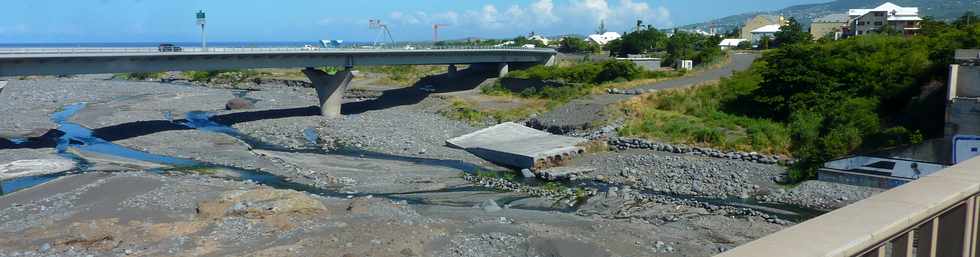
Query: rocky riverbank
xmin=608 ymin=137 xmax=792 ymax=165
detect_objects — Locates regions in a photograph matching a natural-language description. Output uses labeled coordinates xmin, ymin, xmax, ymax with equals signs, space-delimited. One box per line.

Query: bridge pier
xmin=302 ymin=67 xmax=353 ymax=118
xmin=448 ymin=64 xmax=458 ymax=78
xmin=497 ymin=63 xmax=509 ymax=77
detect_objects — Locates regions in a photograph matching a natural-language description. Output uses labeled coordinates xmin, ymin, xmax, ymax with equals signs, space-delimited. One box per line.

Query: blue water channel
xmin=0 ymin=102 xmax=486 ymax=207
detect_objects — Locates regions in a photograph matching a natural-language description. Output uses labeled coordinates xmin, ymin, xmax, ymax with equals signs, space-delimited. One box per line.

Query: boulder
xmin=479 ymin=199 xmax=502 ymax=212
xmin=224 ymin=98 xmax=254 ymax=110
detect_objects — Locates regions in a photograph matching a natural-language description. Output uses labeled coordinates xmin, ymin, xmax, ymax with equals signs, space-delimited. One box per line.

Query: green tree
xmin=953 ymin=11 xmax=979 ymax=28
xmin=665 ymin=31 xmax=723 ymax=66
xmin=513 ymin=36 xmax=546 ymax=47
xmin=607 ymin=27 xmax=668 ymax=57
xmin=557 ymin=37 xmax=598 ymax=54
xmin=773 ymin=17 xmax=811 ymax=47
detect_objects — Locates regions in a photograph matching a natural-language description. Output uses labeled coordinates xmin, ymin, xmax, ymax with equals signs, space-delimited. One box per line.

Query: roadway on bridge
xmin=0 ymin=47 xmax=557 ymax=77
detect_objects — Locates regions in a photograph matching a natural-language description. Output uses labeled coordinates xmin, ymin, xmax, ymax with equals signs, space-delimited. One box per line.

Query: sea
xmin=0 ymin=41 xmax=375 ymax=48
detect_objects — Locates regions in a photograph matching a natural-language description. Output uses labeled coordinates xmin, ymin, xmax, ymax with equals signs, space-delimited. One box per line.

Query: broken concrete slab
xmin=0 ymin=158 xmax=76 ymax=181
xmin=447 ymin=122 xmax=587 ymax=169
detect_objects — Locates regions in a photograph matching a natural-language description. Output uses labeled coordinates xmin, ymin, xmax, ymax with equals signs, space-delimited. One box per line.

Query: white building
xmin=719 ymin=39 xmax=748 ymax=50
xmin=750 ymin=24 xmax=781 ymax=45
xmin=528 ymin=35 xmax=550 ymax=45
xmin=586 ymin=32 xmax=622 ymax=46
xmin=845 ymin=2 xmax=921 ymax=36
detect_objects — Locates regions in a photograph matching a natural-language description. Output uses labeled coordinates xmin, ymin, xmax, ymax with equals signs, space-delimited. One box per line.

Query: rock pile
xmin=608 ymin=137 xmax=793 ymax=165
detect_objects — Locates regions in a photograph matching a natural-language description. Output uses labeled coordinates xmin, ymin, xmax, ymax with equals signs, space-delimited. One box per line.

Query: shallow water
xmin=1 ymin=103 xmax=510 ymax=210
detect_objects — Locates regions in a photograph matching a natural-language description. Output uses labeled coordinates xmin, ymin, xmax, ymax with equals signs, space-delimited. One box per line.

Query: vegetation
xmin=181 ymin=70 xmax=265 ymax=86
xmin=664 ymin=31 xmax=724 ymax=66
xmin=356 ymin=65 xmax=445 ymax=86
xmin=773 ymin=17 xmax=812 ymax=47
xmin=606 ymin=27 xmax=668 ymax=57
xmin=474 ymin=169 xmax=518 ymax=183
xmin=620 ymin=15 xmax=980 ymax=182
xmin=619 ymin=63 xmax=792 ymax=154
xmin=440 ymin=98 xmax=549 ymax=125
xmin=606 ymin=27 xmax=724 ymax=67
xmin=499 ymin=60 xmax=675 ymax=103
xmin=557 ymin=37 xmax=599 ymax=54
xmin=113 ymin=72 xmax=166 ymax=81
xmin=435 ymin=35 xmax=547 ymax=48
xmin=442 ymin=59 xmax=678 ymax=125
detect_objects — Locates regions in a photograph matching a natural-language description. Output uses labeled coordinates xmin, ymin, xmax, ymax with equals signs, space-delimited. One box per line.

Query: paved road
xmin=532 ymin=53 xmax=759 ymax=134
xmin=635 ymin=53 xmax=757 ymax=90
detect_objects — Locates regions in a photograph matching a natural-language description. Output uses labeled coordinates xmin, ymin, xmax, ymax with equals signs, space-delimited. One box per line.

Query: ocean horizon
xmin=0 ymin=41 xmax=379 ymax=48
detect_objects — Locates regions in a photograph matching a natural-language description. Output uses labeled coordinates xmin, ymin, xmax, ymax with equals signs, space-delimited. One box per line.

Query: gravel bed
xmin=762 ymin=180 xmax=884 ymax=209
xmin=432 ymin=232 xmax=529 ymax=257
xmin=579 ymin=150 xmax=785 ymax=199
xmin=316 ymin=98 xmax=486 ymax=163
xmin=465 ymin=173 xmax=792 ymax=225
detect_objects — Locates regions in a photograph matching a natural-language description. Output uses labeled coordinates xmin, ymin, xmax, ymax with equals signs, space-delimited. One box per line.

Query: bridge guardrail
xmin=716 ymin=157 xmax=980 ymax=257
xmin=0 ymin=45 xmax=556 ymax=55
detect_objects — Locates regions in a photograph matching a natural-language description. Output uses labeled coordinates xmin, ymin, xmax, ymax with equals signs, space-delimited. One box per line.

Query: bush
xmin=507 ymin=60 xmax=650 ymax=85
xmin=114 ymin=72 xmax=165 ymax=81
xmin=441 ymin=100 xmax=486 ymax=124
xmin=618 ymin=68 xmax=791 ymax=154
xmin=557 ymin=37 xmax=599 ymax=54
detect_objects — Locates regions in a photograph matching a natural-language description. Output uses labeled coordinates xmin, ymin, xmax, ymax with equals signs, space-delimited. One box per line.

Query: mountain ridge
xmin=679 ymin=0 xmax=980 ymax=33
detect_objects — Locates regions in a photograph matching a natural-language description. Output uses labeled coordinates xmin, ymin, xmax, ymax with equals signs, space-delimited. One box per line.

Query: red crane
xmin=433 ymin=24 xmax=450 ymax=42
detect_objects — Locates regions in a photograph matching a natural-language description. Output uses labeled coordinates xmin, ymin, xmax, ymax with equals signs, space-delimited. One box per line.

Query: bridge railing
xmin=0 ymin=45 xmax=555 ymax=55
xmin=716 ymin=157 xmax=980 ymax=257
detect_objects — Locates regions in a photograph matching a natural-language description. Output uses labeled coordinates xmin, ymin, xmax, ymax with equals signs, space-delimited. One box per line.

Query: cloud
xmin=382 ymin=0 xmax=671 ymax=37
xmin=568 ymin=0 xmax=671 ymax=29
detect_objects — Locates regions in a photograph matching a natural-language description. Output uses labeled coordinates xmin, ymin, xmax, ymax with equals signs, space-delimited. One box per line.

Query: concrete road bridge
xmin=0 ymin=47 xmax=557 ymax=117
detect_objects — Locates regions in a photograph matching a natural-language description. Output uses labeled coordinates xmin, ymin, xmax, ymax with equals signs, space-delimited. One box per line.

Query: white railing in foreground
xmin=716 ymin=157 xmax=980 ymax=257
xmin=0 ymin=45 xmax=552 ymax=55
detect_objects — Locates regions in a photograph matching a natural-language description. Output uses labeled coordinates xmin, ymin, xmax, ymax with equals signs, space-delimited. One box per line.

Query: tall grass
xmin=618 ymin=65 xmax=792 ymax=154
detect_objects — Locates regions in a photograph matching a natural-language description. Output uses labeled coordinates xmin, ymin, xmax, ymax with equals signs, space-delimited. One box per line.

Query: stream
xmin=0 ymin=101 xmax=826 ymax=221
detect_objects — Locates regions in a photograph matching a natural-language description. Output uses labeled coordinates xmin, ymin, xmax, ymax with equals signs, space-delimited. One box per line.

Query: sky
xmin=0 ymin=0 xmax=830 ymax=43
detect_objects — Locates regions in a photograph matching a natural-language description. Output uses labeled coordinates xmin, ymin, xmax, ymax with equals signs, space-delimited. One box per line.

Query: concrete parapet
xmin=716 ymin=156 xmax=980 ymax=257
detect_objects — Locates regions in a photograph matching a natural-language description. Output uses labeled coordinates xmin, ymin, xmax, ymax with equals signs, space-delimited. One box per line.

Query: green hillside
xmin=680 ymin=0 xmax=979 ymax=32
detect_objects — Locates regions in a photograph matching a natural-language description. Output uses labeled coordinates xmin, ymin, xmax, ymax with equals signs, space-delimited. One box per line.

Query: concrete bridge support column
xmin=497 ymin=63 xmax=509 ymax=78
xmin=448 ymin=64 xmax=458 ymax=78
xmin=302 ymin=67 xmax=353 ymax=118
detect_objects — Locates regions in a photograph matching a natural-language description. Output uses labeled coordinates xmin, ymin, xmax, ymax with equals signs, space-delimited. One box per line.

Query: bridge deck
xmin=0 ymin=47 xmax=556 ymax=76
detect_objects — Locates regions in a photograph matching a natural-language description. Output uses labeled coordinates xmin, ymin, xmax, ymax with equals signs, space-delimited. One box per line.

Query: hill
xmin=679 ymin=0 xmax=980 ymax=33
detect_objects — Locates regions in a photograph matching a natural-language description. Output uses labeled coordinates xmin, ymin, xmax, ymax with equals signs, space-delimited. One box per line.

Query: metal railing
xmin=0 ymin=45 xmax=555 ymax=55
xmin=716 ymin=157 xmax=980 ymax=257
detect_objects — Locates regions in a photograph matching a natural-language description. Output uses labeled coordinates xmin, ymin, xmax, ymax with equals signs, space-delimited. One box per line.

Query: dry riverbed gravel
xmin=0 ymin=75 xmax=883 ymax=256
